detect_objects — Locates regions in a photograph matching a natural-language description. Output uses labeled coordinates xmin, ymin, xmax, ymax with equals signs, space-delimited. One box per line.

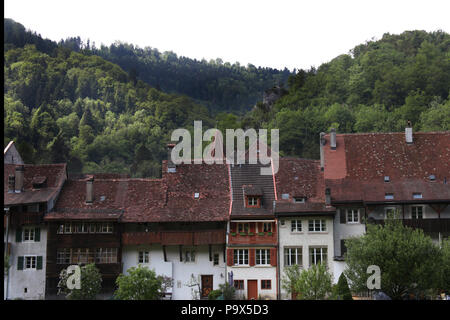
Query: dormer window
xmin=413 ymin=193 xmax=422 ymax=199
xmin=246 ymin=196 xmax=261 ymax=208
xmin=294 ymin=197 xmax=306 ymax=203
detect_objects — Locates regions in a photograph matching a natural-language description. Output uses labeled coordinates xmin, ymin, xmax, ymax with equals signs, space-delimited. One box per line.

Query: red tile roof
xmin=46 ymin=162 xmax=231 ymax=223
xmin=274 ymin=158 xmax=334 ymax=213
xmin=4 ymin=164 xmax=67 ymax=205
xmin=323 ymin=131 xmax=450 ymax=203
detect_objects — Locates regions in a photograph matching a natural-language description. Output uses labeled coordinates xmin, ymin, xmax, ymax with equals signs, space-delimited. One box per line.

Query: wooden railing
xmin=371 ymin=218 xmax=450 ymax=233
xmin=122 ymin=230 xmax=226 ymax=246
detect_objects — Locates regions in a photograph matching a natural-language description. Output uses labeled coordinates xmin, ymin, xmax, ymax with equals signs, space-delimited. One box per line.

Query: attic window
xmin=413 ymin=193 xmax=423 ymax=199
xmin=385 ymin=193 xmax=394 ymax=200
xmin=384 ymin=176 xmax=390 ymax=182
xmin=194 ymin=192 xmax=200 ymax=199
xmin=294 ymin=197 xmax=306 ymax=203
xmin=246 ymin=196 xmax=261 ymax=208
xmin=281 ymin=193 xmax=290 ymax=200
xmin=429 ymin=175 xmax=436 ymax=181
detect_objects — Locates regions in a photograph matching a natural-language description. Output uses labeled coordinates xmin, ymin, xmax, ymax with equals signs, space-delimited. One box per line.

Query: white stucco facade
xmin=278 ymin=215 xmax=335 ymax=299
xmin=122 ymin=244 xmax=226 ymax=300
xmin=227 ymin=263 xmax=277 ymax=300
xmin=4 ymin=225 xmax=47 ymax=300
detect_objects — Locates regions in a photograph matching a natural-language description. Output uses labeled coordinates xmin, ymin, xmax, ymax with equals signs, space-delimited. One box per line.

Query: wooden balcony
xmin=228 ymin=231 xmax=277 ymax=245
xmin=371 ymin=218 xmax=450 ymax=233
xmin=122 ymin=229 xmax=226 ymax=246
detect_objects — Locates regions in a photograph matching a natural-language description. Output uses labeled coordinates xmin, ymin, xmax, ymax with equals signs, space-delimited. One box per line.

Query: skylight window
xmin=194 ymin=192 xmax=200 ymax=199
xmin=385 ymin=193 xmax=394 ymax=200
xmin=429 ymin=175 xmax=436 ymax=181
xmin=281 ymin=193 xmax=290 ymax=200
xmin=413 ymin=193 xmax=422 ymax=199
xmin=384 ymin=176 xmax=390 ymax=182
xmin=294 ymin=197 xmax=306 ymax=203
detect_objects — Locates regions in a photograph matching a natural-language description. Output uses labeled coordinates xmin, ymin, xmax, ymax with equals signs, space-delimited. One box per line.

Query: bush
xmin=208 ymin=289 xmax=222 ymax=300
xmin=335 ymin=273 xmax=353 ymax=300
xmin=58 ymin=263 xmax=102 ymax=300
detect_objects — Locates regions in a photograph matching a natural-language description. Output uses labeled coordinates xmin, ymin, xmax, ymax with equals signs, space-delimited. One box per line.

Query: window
xmin=57 ymin=224 xmax=64 ymax=234
xmin=284 ymin=247 xmax=302 ymax=266
xmin=429 ymin=175 xmax=436 ymax=181
xmin=294 ymin=197 xmax=306 ymax=203
xmin=291 ymin=220 xmax=302 ymax=232
xmin=64 ymin=223 xmax=72 ymax=234
xmin=96 ymin=248 xmax=117 ymax=264
xmin=89 ymin=223 xmax=96 ymax=233
xmin=23 ymin=228 xmax=35 ymax=242
xmin=237 ymin=223 xmax=249 ymax=234
xmin=194 ymin=192 xmax=200 ymax=199
xmin=385 ymin=207 xmax=397 ymax=218
xmin=385 ymin=193 xmax=394 ymax=200
xmin=261 ymin=280 xmax=272 ymax=290
xmin=281 ymin=193 xmax=290 ymax=200
xmin=411 ymin=206 xmax=423 ymax=219
xmin=246 ymin=196 xmax=260 ymax=208
xmin=72 ymin=248 xmax=94 ymax=264
xmin=263 ymin=222 xmax=272 ymax=233
xmin=234 ymin=280 xmax=244 ymax=290
xmin=255 ymin=249 xmax=270 ymax=265
xmin=340 ymin=240 xmax=347 ymax=257
xmin=384 ymin=176 xmax=390 ymax=182
xmin=101 ymin=223 xmax=113 ymax=233
xmin=138 ymin=251 xmax=150 ymax=263
xmin=184 ymin=249 xmax=196 ymax=262
xmin=308 ymin=220 xmax=326 ymax=232
xmin=413 ymin=193 xmax=423 ymax=199
xmin=56 ymin=249 xmax=71 ymax=264
xmin=24 ymin=256 xmax=37 ymax=269
xmin=346 ymin=209 xmax=359 ymax=223
xmin=213 ymin=253 xmax=219 ymax=266
xmin=233 ymin=249 xmax=249 ymax=265
xmin=309 ymin=247 xmax=327 ymax=266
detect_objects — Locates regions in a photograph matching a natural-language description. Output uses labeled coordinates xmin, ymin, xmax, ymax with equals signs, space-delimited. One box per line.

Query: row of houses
xmin=3 ymin=127 xmax=450 ymax=300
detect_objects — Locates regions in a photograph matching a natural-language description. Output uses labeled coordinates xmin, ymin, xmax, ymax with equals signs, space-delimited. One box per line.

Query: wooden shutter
xmin=249 ymin=248 xmax=255 ymax=266
xmin=340 ymin=209 xmax=346 ymax=224
xmin=270 ymin=248 xmax=277 ymax=266
xmin=37 ymin=256 xmax=43 ymax=270
xmin=226 ymin=249 xmax=233 ymax=266
xmin=16 ymin=228 xmax=22 ymax=242
xmin=17 ymin=256 xmax=24 ymax=270
xmin=230 ymin=222 xmax=236 ymax=233
xmin=341 ymin=239 xmax=347 ymax=257
xmin=34 ymin=227 xmax=41 ymax=242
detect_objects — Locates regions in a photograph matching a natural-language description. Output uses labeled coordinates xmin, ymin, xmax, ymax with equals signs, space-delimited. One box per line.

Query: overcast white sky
xmin=4 ymin=0 xmax=450 ymax=70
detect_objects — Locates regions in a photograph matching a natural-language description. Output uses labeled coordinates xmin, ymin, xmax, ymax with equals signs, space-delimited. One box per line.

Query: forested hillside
xmin=4 ymin=19 xmax=450 ymax=176
xmin=239 ymin=30 xmax=450 ymax=159
xmin=60 ymin=40 xmax=292 ymax=114
xmin=4 ymin=19 xmax=214 ymax=177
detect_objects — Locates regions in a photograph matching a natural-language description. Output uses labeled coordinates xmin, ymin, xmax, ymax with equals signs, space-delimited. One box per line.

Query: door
xmin=247 ymin=280 xmax=258 ymax=300
xmin=201 ymin=275 xmax=213 ymax=298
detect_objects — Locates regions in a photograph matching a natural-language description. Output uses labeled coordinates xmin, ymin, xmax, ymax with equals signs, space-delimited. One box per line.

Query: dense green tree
xmin=57 ymin=263 xmax=102 ymax=300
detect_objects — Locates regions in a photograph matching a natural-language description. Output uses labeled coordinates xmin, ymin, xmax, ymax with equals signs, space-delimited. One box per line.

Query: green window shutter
xmin=17 ymin=256 xmax=24 ymax=270
xmin=37 ymin=256 xmax=43 ymax=270
xmin=16 ymin=228 xmax=22 ymax=242
xmin=34 ymin=228 xmax=41 ymax=242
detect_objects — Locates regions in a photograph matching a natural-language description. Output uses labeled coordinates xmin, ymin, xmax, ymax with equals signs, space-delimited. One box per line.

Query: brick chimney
xmin=330 ymin=128 xmax=336 ymax=150
xmin=167 ymin=143 xmax=176 ymax=172
xmin=15 ymin=165 xmax=24 ymax=193
xmin=86 ymin=176 xmax=94 ymax=203
xmin=8 ymin=175 xmax=15 ymax=193
xmin=405 ymin=120 xmax=413 ymax=144
xmin=319 ymin=132 xmax=326 ymax=171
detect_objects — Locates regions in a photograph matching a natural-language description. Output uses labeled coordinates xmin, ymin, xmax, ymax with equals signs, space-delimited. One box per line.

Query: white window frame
xmin=291 ymin=220 xmax=302 ymax=232
xmin=308 ymin=219 xmax=327 ymax=232
xmin=346 ymin=209 xmax=359 ymax=224
xmin=262 ymin=222 xmax=272 ymax=233
xmin=255 ymin=249 xmax=270 ymax=266
xmin=411 ymin=205 xmax=424 ymax=219
xmin=233 ymin=249 xmax=249 ymax=266
xmin=56 ymin=249 xmax=71 ymax=264
xmin=237 ymin=222 xmax=249 ymax=234
xmin=24 ymin=255 xmax=37 ymax=270
xmin=23 ymin=227 xmax=35 ymax=242
xmin=284 ymin=247 xmax=302 ymax=267
xmin=309 ymin=247 xmax=328 ymax=266
xmin=184 ymin=248 xmax=196 ymax=263
xmin=247 ymin=196 xmax=259 ymax=206
xmin=64 ymin=222 xmax=72 ymax=234
xmin=138 ymin=250 xmax=150 ymax=264
xmin=293 ymin=197 xmax=306 ymax=203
